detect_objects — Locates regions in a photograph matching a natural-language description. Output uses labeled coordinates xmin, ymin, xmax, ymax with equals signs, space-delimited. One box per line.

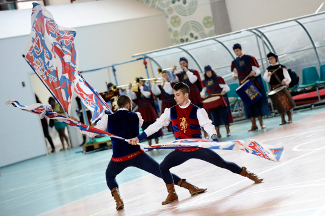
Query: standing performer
xmin=173 ymin=57 xmax=209 ymax=138
xmin=131 ymin=82 xmax=263 ymax=205
xmin=231 ymin=43 xmax=270 ymax=131
xmin=127 ymin=78 xmax=162 ymax=147
xmin=99 ymin=82 xmax=120 ymax=112
xmin=201 ymin=65 xmax=233 ymax=137
xmin=263 ymin=52 xmax=292 ymax=125
xmin=173 ymin=57 xmax=203 ymax=107
xmin=79 ymin=95 xmax=203 ymax=210
xmin=152 ymin=71 xmax=176 ymax=132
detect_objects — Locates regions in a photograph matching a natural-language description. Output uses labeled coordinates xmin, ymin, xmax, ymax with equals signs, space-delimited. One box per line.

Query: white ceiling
xmin=0 ymin=0 xmax=163 ymax=39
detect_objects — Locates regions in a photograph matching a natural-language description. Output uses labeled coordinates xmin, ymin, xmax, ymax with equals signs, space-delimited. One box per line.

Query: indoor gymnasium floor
xmin=1 ymin=105 xmax=325 ymax=216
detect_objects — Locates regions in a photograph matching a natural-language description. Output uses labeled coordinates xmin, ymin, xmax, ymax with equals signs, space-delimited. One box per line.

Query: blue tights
xmin=160 ymin=148 xmax=243 ymax=184
xmin=106 ymin=152 xmax=181 ymax=190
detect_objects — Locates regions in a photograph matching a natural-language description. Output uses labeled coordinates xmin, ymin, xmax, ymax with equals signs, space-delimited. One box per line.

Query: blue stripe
xmin=192 ymin=134 xmax=202 ymax=138
xmin=170 ymin=106 xmax=177 ymax=120
xmin=189 ymin=124 xmax=201 ymax=130
xmin=189 ymin=105 xmax=199 ymax=120
xmin=173 ymin=125 xmax=179 ymax=132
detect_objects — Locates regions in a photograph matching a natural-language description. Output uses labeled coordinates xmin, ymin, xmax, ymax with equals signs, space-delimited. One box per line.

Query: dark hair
xmin=117 ymin=95 xmax=131 ymax=108
xmin=267 ymin=52 xmax=278 ymax=61
xmin=48 ymin=97 xmax=55 ymax=104
xmin=233 ymin=43 xmax=242 ymax=50
xmin=204 ymin=69 xmax=217 ymax=80
xmin=173 ymin=82 xmax=190 ymax=94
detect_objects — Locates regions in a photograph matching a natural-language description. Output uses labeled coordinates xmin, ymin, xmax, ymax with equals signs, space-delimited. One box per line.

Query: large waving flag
xmin=75 ymin=73 xmax=112 ymax=122
xmin=145 ymin=139 xmax=284 ymax=162
xmin=23 ymin=3 xmax=111 ymax=122
xmin=6 ymin=100 xmax=125 ymax=141
xmin=23 ymin=2 xmax=78 ymax=115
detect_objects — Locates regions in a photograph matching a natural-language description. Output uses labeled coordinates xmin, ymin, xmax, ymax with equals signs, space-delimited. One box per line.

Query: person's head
xmin=267 ymin=52 xmax=278 ymax=65
xmin=117 ymin=95 xmax=132 ymax=111
xmin=107 ymin=82 xmax=113 ymax=91
xmin=173 ymin=82 xmax=190 ymax=105
xmin=204 ymin=65 xmax=217 ymax=79
xmin=162 ymin=71 xmax=169 ymax=81
xmin=48 ymin=97 xmax=56 ymax=107
xmin=179 ymin=57 xmax=188 ymax=69
xmin=233 ymin=43 xmax=242 ymax=57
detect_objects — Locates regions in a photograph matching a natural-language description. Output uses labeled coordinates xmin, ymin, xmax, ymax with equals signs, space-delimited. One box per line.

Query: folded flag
xmin=145 ymin=139 xmax=284 ymax=162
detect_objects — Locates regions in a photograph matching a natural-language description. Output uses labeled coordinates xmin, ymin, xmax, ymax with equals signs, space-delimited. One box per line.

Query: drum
xmin=236 ymin=80 xmax=262 ymax=107
xmin=203 ymin=96 xmax=227 ymax=110
xmin=269 ymin=85 xmax=296 ymax=114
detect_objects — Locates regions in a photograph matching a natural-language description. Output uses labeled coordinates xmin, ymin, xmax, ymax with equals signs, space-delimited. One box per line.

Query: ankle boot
xmin=240 ymin=167 xmax=263 ymax=183
xmin=162 ymin=183 xmax=178 ymax=205
xmin=111 ymin=187 xmax=124 ymax=210
xmin=177 ymin=179 xmax=207 ymax=196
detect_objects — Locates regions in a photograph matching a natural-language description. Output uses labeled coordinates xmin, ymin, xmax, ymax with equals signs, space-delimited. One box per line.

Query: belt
xmin=111 ymin=149 xmax=144 ymax=162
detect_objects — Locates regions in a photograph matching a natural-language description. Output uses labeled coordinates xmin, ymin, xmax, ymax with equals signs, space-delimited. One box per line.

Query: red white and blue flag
xmin=23 ymin=3 xmax=111 ymax=122
xmin=75 ymin=73 xmax=111 ymax=122
xmin=145 ymin=139 xmax=284 ymax=162
xmin=23 ymin=2 xmax=78 ymax=115
xmin=6 ymin=99 xmax=122 ymax=141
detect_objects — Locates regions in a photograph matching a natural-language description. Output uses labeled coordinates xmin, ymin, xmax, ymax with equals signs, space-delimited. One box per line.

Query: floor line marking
xmin=158 ymin=138 xmax=325 ymax=216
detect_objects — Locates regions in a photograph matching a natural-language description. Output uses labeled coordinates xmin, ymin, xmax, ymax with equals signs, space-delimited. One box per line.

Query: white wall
xmin=0 ymin=36 xmax=48 ymax=167
xmin=0 ymin=0 xmax=171 ymax=167
xmin=226 ymin=0 xmax=325 ymax=31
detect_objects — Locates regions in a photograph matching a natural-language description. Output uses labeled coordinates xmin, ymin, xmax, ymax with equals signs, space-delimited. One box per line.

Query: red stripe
xmin=111 ymin=149 xmax=144 ymax=162
xmin=176 ymin=148 xmax=201 ymax=152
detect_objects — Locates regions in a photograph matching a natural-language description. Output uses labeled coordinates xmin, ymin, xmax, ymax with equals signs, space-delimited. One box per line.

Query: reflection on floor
xmin=0 ymin=105 xmax=324 ymax=216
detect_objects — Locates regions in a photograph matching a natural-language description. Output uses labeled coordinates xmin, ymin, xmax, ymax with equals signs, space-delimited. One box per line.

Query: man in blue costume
xmin=80 ymin=95 xmax=204 ymax=210
xmin=231 ymin=43 xmax=270 ymax=131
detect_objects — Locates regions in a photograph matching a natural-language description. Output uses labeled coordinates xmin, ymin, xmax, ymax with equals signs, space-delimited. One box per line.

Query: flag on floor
xmin=6 ymin=99 xmax=124 ymax=141
xmin=145 ymin=139 xmax=284 ymax=162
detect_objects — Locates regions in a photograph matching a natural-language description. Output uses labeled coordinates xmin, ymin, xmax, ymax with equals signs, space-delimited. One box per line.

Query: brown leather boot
xmin=240 ymin=167 xmax=263 ymax=183
xmin=162 ymin=183 xmax=178 ymax=205
xmin=111 ymin=187 xmax=124 ymax=210
xmin=177 ymin=179 xmax=207 ymax=196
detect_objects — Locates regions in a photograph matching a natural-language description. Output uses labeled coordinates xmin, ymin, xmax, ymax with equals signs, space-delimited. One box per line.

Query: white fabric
xmin=186 ymin=70 xmax=198 ymax=83
xmin=200 ymin=83 xmax=230 ymax=98
xmin=173 ymin=70 xmax=198 ymax=83
xmin=82 ymin=108 xmax=143 ymax=138
xmin=127 ymin=89 xmax=137 ymax=100
xmin=219 ymin=83 xmax=230 ymax=93
xmin=263 ymin=64 xmax=292 ymax=85
xmin=139 ymin=86 xmax=151 ymax=98
xmin=200 ymin=87 xmax=207 ymax=98
xmin=152 ymin=83 xmax=161 ymax=95
xmin=163 ymin=82 xmax=174 ymax=95
xmin=143 ymin=99 xmax=217 ymax=138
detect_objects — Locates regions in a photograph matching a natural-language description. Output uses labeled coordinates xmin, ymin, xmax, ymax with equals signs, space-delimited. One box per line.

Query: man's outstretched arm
xmin=130 ymin=108 xmax=171 ymax=145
